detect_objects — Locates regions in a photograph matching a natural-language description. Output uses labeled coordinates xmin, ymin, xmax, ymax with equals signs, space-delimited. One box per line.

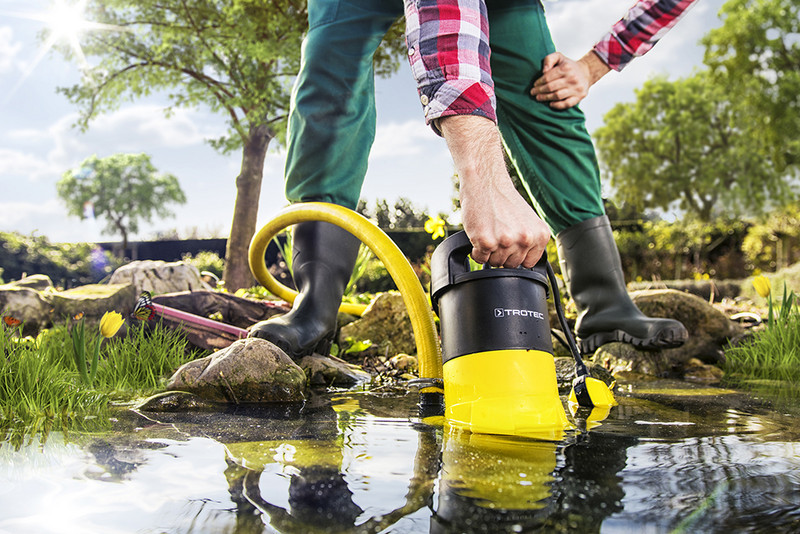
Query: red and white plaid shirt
xmin=404 ymin=0 xmax=699 ymax=131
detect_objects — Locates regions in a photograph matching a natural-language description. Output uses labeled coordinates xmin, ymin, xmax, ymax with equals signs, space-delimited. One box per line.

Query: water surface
xmin=1 ymin=381 xmax=799 ymax=533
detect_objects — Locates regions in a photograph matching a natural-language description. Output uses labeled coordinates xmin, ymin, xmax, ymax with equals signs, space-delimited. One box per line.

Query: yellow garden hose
xmin=248 ymin=202 xmax=443 ymax=385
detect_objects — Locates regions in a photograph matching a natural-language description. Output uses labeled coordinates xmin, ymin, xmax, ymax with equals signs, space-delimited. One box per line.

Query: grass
xmin=1 ymin=319 xmax=205 ymax=448
xmin=724 ymin=289 xmax=800 ymax=401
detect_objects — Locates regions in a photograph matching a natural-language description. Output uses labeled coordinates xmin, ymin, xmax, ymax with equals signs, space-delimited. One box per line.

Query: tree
xmin=57 ymin=153 xmax=186 ymax=253
xmin=593 ymin=71 xmax=795 ymax=221
xmin=55 ymin=0 xmax=405 ymax=290
xmin=702 ymin=0 xmax=800 ymax=170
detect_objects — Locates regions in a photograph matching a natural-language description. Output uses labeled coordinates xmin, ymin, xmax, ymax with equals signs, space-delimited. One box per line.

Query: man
xmin=250 ymin=0 xmax=697 ymax=356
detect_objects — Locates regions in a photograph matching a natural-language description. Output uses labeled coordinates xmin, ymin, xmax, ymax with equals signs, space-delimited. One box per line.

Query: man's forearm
xmin=439 ymin=114 xmax=550 ymax=268
xmin=578 ymin=50 xmax=612 ymax=87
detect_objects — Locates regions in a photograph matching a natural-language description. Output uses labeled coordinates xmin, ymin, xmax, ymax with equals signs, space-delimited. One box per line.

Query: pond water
xmin=2 ymin=381 xmax=799 ymax=533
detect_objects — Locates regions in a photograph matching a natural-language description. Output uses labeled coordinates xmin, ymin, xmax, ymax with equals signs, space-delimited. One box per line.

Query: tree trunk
xmin=223 ymin=123 xmax=272 ymax=291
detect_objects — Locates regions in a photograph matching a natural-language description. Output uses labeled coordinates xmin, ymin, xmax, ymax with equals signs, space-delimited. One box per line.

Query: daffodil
xmin=424 ymin=216 xmax=446 ymax=240
xmin=753 ymin=274 xmax=771 ymax=298
xmin=753 ymin=274 xmax=775 ymax=328
xmin=100 ymin=311 xmax=125 ymax=338
xmin=70 ymin=310 xmax=124 ymax=386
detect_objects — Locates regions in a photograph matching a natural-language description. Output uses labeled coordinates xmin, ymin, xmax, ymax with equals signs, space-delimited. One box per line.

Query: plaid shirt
xmin=594 ymin=0 xmax=699 ymax=71
xmin=404 ymin=0 xmax=698 ymax=130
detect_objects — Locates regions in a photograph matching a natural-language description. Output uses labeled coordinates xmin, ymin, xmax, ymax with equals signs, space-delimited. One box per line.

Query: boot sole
xmin=577 ymin=329 xmax=687 ymax=355
xmin=249 ymin=329 xmax=333 ymax=360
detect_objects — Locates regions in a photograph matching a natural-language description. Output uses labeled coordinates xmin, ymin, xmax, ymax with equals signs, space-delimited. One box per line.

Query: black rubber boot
xmin=555 ymin=215 xmax=688 ymax=354
xmin=248 ymin=221 xmax=361 ymax=359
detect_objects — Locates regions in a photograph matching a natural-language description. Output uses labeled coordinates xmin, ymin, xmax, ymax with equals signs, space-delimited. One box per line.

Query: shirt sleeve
xmin=594 ymin=0 xmax=700 ymax=71
xmin=404 ymin=0 xmax=496 ymax=135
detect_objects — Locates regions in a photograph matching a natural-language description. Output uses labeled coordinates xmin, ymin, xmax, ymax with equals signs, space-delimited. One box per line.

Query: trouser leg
xmin=487 ymin=1 xmax=687 ymax=353
xmin=284 ymin=0 xmax=402 ymax=209
xmin=250 ymin=1 xmax=401 ymax=357
xmin=487 ymin=0 xmax=604 ymax=236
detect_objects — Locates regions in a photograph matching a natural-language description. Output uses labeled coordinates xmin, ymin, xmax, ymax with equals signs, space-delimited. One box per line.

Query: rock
xmin=8 ymin=274 xmax=55 ymax=292
xmin=109 ymin=260 xmax=211 ymax=296
xmin=297 ymin=354 xmax=371 ymax=387
xmin=50 ymin=283 xmax=137 ymax=324
xmin=166 ymin=338 xmax=307 ymax=403
xmin=592 ymin=289 xmax=742 ymax=379
xmin=0 ymin=284 xmax=53 ymax=336
xmin=389 ymin=353 xmax=418 ymax=373
xmin=682 ymin=357 xmax=725 ymax=385
xmin=136 ymin=391 xmax=222 ymax=412
xmin=339 ymin=292 xmax=416 ymax=355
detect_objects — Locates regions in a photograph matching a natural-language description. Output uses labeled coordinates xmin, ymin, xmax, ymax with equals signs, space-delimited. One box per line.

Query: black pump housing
xmin=430 ymin=231 xmax=553 ymax=363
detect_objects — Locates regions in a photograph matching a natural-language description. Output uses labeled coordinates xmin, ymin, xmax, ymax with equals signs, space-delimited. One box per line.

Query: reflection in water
xmin=431 ymin=426 xmax=636 ymax=533
xmin=3 ymin=387 xmax=800 ymax=533
xmin=219 ymin=395 xmax=634 ymax=533
xmin=219 ymin=393 xmax=440 ymax=533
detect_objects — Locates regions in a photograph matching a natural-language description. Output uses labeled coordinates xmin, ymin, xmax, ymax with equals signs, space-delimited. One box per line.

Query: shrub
xmin=182 ymin=250 xmax=225 ymax=278
xmin=0 ymin=232 xmax=122 ymax=287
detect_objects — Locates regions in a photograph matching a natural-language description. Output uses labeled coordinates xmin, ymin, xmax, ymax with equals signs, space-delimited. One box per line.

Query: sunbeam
xmin=1 ymin=0 xmax=124 ymax=106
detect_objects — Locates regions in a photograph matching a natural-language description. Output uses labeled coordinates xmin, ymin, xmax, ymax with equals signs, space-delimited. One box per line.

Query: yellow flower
xmin=424 ymin=216 xmax=446 ymax=240
xmin=99 ymin=311 xmax=125 ymax=338
xmin=752 ymin=274 xmax=771 ymax=298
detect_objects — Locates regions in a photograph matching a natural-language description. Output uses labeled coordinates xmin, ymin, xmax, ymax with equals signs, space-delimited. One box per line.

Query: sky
xmin=0 ymin=0 xmax=727 ymax=244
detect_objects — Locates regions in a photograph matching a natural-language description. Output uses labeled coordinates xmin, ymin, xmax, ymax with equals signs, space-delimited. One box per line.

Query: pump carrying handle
xmin=429 ymin=231 xmax=472 ymax=308
xmin=430 ymin=231 xmax=550 ymax=315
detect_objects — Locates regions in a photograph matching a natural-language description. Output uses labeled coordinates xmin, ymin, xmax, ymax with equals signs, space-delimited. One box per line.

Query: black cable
xmin=545 ymin=261 xmax=589 ymax=378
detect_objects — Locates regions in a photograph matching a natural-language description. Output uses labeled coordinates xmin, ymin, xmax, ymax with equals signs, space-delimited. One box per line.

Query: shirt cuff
xmin=593 ymin=33 xmax=632 ymax=72
xmin=421 ymin=80 xmax=497 ymax=136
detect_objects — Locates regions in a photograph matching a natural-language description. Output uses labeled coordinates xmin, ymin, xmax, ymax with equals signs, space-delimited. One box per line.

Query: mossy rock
xmin=50 ymin=283 xmax=137 ymax=323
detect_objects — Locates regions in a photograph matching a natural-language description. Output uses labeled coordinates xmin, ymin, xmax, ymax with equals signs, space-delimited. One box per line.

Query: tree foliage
xmin=357 ymin=197 xmax=439 ymax=230
xmin=702 ymin=0 xmax=800 ymax=170
xmin=57 ymin=153 xmax=187 ymax=252
xmin=594 ymin=72 xmax=795 ymax=221
xmin=55 ymin=0 xmax=406 ymax=290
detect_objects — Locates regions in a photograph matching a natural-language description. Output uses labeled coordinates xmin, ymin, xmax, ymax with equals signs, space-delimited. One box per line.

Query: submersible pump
xmin=430 ymin=231 xmax=570 ymax=438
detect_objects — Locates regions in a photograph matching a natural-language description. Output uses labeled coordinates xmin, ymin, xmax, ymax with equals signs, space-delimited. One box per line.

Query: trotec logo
xmin=494 ymin=308 xmax=545 ymax=320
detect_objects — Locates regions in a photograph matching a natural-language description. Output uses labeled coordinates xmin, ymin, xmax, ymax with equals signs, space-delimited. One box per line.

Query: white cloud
xmin=0 ymin=147 xmax=58 ymax=180
xmin=0 ymin=26 xmax=23 ymax=73
xmin=0 ymin=197 xmax=105 ymax=242
xmin=88 ymin=105 xmax=227 ymax=149
xmin=370 ymin=119 xmax=439 ymax=160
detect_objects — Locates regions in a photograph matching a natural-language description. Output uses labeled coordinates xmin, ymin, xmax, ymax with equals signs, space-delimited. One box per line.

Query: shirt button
xmin=408 ymin=46 xmax=415 ymax=56
xmin=420 ymin=94 xmax=429 ymax=105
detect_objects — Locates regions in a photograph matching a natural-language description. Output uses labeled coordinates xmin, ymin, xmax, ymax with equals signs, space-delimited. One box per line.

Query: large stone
xmin=0 ymin=284 xmax=53 ymax=336
xmin=592 ymin=289 xmax=742 ymax=379
xmin=339 ymin=291 xmax=416 ymax=355
xmin=49 ymin=283 xmax=137 ymax=324
xmin=167 ymin=338 xmax=307 ymax=403
xmin=297 ymin=354 xmax=371 ymax=387
xmin=8 ymin=274 xmax=55 ymax=292
xmin=109 ymin=260 xmax=211 ymax=296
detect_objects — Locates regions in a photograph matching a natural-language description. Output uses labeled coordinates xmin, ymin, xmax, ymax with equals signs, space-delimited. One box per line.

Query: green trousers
xmin=285 ymin=0 xmax=605 ymax=234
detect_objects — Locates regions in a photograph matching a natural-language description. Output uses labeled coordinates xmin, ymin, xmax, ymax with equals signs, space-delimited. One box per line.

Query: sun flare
xmin=1 ymin=0 xmax=125 ymax=105
xmin=45 ymin=0 xmax=89 ymax=38
xmin=43 ymin=0 xmax=91 ymax=66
